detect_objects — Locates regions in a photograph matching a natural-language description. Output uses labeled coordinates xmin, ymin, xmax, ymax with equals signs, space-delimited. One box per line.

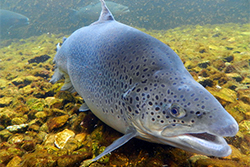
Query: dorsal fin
xmin=98 ymin=0 xmax=115 ymax=22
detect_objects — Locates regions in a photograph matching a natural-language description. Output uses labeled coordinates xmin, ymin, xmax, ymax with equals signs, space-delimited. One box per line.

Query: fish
xmin=50 ymin=0 xmax=239 ymax=164
xmin=72 ymin=1 xmax=129 ymax=21
xmin=0 ymin=9 xmax=29 ymax=33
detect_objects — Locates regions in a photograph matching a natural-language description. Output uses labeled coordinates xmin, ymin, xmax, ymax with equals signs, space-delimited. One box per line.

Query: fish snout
xmin=209 ymin=118 xmax=239 ymax=137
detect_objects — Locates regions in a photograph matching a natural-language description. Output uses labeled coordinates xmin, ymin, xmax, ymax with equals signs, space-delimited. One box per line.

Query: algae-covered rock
xmin=207 ymin=87 xmax=237 ymax=105
xmin=6 ymin=124 xmax=29 ymax=133
xmin=35 ymin=111 xmax=47 ymax=122
xmin=11 ymin=75 xmax=40 ymax=87
xmin=0 ymin=97 xmax=13 ymax=107
xmin=47 ymin=115 xmax=69 ymax=131
xmin=198 ymin=60 xmax=210 ymax=68
xmin=57 ymin=154 xmax=91 ymax=167
xmin=28 ymin=54 xmax=51 ymax=64
xmin=11 ymin=116 xmax=28 ymax=125
xmin=6 ymin=156 xmax=22 ymax=167
xmin=54 ymin=129 xmax=75 ymax=149
xmin=75 ymin=133 xmax=87 ymax=144
xmin=21 ymin=140 xmax=36 ymax=152
xmin=36 ymin=131 xmax=47 ymax=143
xmin=189 ymin=154 xmax=209 ymax=164
xmin=21 ymin=151 xmax=57 ymax=167
xmin=45 ymin=97 xmax=64 ymax=109
xmin=239 ymin=120 xmax=250 ymax=133
xmin=226 ymin=73 xmax=243 ymax=82
xmin=8 ymin=134 xmax=24 ymax=144
xmin=0 ymin=78 xmax=9 ymax=89
xmin=26 ymin=98 xmax=46 ymax=111
xmin=0 ymin=129 xmax=13 ymax=140
xmin=20 ymin=85 xmax=36 ymax=95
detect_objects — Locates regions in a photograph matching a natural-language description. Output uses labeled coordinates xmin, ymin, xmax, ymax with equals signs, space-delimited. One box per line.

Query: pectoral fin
xmin=92 ymin=127 xmax=138 ymax=161
xmin=79 ymin=103 xmax=90 ymax=112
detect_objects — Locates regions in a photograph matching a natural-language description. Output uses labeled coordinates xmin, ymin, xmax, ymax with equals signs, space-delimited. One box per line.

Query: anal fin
xmin=60 ymin=73 xmax=76 ymax=93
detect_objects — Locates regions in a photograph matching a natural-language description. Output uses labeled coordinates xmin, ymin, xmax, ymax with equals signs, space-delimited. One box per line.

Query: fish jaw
xmin=162 ymin=132 xmax=232 ymax=157
xmin=119 ymin=7 xmax=130 ymax=15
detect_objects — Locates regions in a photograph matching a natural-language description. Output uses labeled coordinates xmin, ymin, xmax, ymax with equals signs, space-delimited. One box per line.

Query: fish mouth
xmin=173 ymin=132 xmax=232 ymax=157
xmin=120 ymin=8 xmax=130 ymax=14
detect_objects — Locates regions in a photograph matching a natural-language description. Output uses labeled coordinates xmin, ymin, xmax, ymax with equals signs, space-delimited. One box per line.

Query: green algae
xmin=0 ymin=23 xmax=249 ymax=166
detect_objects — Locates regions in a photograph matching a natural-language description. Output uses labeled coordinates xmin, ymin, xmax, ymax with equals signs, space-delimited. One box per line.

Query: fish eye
xmin=170 ymin=104 xmax=186 ymax=118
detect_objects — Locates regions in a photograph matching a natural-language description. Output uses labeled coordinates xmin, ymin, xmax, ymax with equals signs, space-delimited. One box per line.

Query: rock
xmin=51 ymin=108 xmax=68 ymax=116
xmin=54 ymin=129 xmax=75 ymax=149
xmin=239 ymin=140 xmax=250 ymax=155
xmin=33 ymin=69 xmax=51 ymax=78
xmin=57 ymin=154 xmax=91 ymax=167
xmin=207 ymin=87 xmax=237 ymax=105
xmin=63 ymin=138 xmax=78 ymax=152
xmin=8 ymin=134 xmax=24 ymax=144
xmin=195 ymin=157 xmax=238 ymax=167
xmin=75 ymin=133 xmax=87 ymax=144
xmin=198 ymin=77 xmax=214 ymax=87
xmin=11 ymin=116 xmax=28 ymax=125
xmin=45 ymin=97 xmax=64 ymax=109
xmin=226 ymin=73 xmax=243 ymax=82
xmin=39 ymin=123 xmax=49 ymax=132
xmin=0 ymin=97 xmax=13 ymax=107
xmin=21 ymin=140 xmax=36 ymax=152
xmin=225 ymin=102 xmax=246 ymax=123
xmin=0 ymin=125 xmax=4 ymax=131
xmin=0 ymin=78 xmax=9 ymax=89
xmin=198 ymin=61 xmax=210 ymax=68
xmin=237 ymin=89 xmax=250 ymax=105
xmin=184 ymin=60 xmax=196 ymax=69
xmin=28 ymin=124 xmax=40 ymax=132
xmin=189 ymin=154 xmax=209 ymax=163
xmin=0 ymin=149 xmax=13 ymax=164
xmin=36 ymin=131 xmax=47 ymax=143
xmin=246 ymin=112 xmax=250 ymax=119
xmin=225 ymin=64 xmax=237 ymax=73
xmin=21 ymin=151 xmax=57 ymax=167
xmin=239 ymin=120 xmax=250 ymax=133
xmin=6 ymin=124 xmax=29 ymax=133
xmin=242 ymin=77 xmax=250 ymax=84
xmin=212 ymin=59 xmax=225 ymax=71
xmin=35 ymin=111 xmax=47 ymax=122
xmin=26 ymin=98 xmax=45 ymax=111
xmin=55 ymin=91 xmax=76 ymax=104
xmin=11 ymin=75 xmax=40 ymax=87
xmin=47 ymin=115 xmax=69 ymax=131
xmin=0 ymin=109 xmax=17 ymax=126
xmin=20 ymin=85 xmax=36 ymax=95
xmin=224 ymin=55 xmax=234 ymax=62
xmin=6 ymin=156 xmax=22 ymax=167
xmin=0 ymin=129 xmax=13 ymax=140
xmin=28 ymin=54 xmax=50 ymax=64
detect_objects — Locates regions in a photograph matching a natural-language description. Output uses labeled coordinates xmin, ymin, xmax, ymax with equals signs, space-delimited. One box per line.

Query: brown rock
xmin=6 ymin=156 xmax=22 ymax=167
xmin=47 ymin=115 xmax=69 ymax=131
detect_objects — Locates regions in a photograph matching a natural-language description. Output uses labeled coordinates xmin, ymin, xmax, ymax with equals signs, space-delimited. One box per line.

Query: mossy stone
xmin=47 ymin=115 xmax=69 ymax=131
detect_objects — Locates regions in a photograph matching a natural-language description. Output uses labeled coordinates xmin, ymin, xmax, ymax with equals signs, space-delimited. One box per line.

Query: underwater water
xmin=0 ymin=0 xmax=250 ymax=166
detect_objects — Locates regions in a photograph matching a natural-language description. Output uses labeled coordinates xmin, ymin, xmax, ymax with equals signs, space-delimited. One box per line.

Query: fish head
xmin=124 ymin=69 xmax=238 ymax=157
xmin=0 ymin=9 xmax=29 ymax=31
xmin=12 ymin=16 xmax=29 ymax=27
